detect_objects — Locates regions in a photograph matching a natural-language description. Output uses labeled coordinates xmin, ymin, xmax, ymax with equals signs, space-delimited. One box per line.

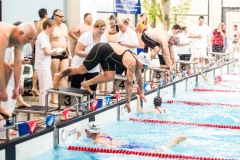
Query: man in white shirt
xmin=116 ymin=18 xmax=139 ymax=74
xmin=189 ymin=16 xmax=211 ymax=66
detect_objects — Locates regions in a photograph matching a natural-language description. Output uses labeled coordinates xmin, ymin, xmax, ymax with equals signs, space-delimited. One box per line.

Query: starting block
xmin=205 ymin=56 xmax=216 ymax=65
xmin=114 ymin=74 xmax=137 ymax=95
xmin=210 ymin=52 xmax=229 ymax=62
xmin=46 ymin=87 xmax=93 ymax=116
xmin=0 ymin=113 xmax=16 ymax=142
xmin=144 ymin=67 xmax=172 ymax=85
xmin=176 ymin=60 xmax=198 ymax=74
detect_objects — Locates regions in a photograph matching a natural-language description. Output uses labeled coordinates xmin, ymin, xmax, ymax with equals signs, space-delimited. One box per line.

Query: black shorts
xmin=157 ymin=55 xmax=166 ymax=65
xmin=141 ymin=32 xmax=160 ymax=49
xmin=83 ymin=43 xmax=124 ymax=71
xmin=51 ymin=51 xmax=68 ymax=61
xmin=212 ymin=45 xmax=223 ymax=53
xmin=178 ymin=54 xmax=191 ymax=61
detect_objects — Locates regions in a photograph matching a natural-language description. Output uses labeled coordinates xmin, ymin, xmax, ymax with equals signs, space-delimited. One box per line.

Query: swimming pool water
xmin=30 ymin=74 xmax=240 ymax=160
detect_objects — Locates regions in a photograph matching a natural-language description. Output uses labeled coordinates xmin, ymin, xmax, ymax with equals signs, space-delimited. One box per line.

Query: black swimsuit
xmin=83 ymin=43 xmax=136 ymax=71
xmin=141 ymin=32 xmax=160 ymax=49
xmin=51 ymin=51 xmax=68 ymax=61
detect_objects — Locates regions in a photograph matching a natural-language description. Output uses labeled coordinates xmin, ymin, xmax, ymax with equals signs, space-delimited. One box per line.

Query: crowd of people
xmin=0 ymin=8 xmax=237 ymax=138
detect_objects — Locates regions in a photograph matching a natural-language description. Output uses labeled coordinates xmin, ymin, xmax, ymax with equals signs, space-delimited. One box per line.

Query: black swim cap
xmin=153 ymin=96 xmax=162 ymax=106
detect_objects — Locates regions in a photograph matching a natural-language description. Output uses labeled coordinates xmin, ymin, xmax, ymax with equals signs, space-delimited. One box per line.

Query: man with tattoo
xmin=141 ymin=28 xmax=179 ymax=71
xmin=0 ymin=22 xmax=36 ymax=117
xmin=53 ymin=43 xmax=151 ymax=113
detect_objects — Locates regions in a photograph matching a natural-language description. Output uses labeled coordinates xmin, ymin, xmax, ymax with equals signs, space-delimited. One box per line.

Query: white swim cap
xmin=137 ymin=52 xmax=151 ymax=67
xmin=86 ymin=121 xmax=101 ymax=133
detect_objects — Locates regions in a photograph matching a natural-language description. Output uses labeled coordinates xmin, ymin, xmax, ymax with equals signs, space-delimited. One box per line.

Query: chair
xmin=21 ymin=64 xmax=33 ymax=88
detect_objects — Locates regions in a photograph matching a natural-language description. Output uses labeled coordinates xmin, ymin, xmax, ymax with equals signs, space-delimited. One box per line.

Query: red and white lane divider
xmin=193 ymin=88 xmax=240 ymax=93
xmin=67 ymin=146 xmax=234 ymax=160
xmin=129 ymin=118 xmax=240 ymax=130
xmin=167 ymin=100 xmax=240 ymax=107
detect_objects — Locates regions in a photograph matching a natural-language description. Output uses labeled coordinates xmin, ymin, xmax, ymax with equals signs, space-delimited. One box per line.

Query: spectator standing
xmin=71 ymin=20 xmax=108 ymax=94
xmin=50 ymin=9 xmax=72 ymax=103
xmin=211 ymin=22 xmax=226 ymax=53
xmin=189 ymin=16 xmax=211 ymax=66
xmin=35 ymin=20 xmax=58 ymax=106
xmin=68 ymin=13 xmax=93 ymax=41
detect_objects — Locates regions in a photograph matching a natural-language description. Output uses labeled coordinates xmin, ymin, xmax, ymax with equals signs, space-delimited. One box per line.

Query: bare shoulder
xmin=0 ymin=22 xmax=14 ymax=33
xmin=61 ymin=23 xmax=68 ymax=29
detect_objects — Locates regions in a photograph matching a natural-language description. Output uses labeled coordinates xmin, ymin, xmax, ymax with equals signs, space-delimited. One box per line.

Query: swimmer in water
xmin=85 ymin=121 xmax=187 ymax=151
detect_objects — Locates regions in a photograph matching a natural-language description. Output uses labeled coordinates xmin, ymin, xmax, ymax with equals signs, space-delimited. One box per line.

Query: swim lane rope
xmin=67 ymin=146 xmax=235 ymax=160
xmin=193 ymin=88 xmax=240 ymax=93
xmin=166 ymin=100 xmax=240 ymax=107
xmin=129 ymin=118 xmax=240 ymax=130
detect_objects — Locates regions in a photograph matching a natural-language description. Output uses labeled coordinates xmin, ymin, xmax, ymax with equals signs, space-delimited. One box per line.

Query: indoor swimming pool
xmin=30 ymin=73 xmax=240 ymax=160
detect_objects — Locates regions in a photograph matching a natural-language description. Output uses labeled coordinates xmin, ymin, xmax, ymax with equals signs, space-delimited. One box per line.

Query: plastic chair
xmin=21 ymin=64 xmax=33 ymax=88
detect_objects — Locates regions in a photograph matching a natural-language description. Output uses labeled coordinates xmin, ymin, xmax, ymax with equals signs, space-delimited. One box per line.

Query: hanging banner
xmin=115 ymin=0 xmax=141 ymax=14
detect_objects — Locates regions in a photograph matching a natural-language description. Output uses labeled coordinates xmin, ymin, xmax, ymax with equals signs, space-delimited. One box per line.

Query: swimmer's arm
xmin=166 ymin=136 xmax=187 ymax=148
xmin=0 ymin=39 xmax=7 ymax=91
xmin=68 ymin=26 xmax=80 ymax=41
xmin=136 ymin=94 xmax=152 ymax=113
xmin=126 ymin=63 xmax=135 ymax=104
xmin=95 ymin=139 xmax=112 ymax=148
xmin=200 ymin=72 xmax=209 ymax=82
xmin=169 ymin=46 xmax=176 ymax=64
xmin=135 ymin=68 xmax=144 ymax=96
xmin=13 ymin=47 xmax=23 ymax=89
xmin=74 ymin=42 xmax=88 ymax=57
xmin=136 ymin=95 xmax=143 ymax=112
xmin=161 ymin=41 xmax=171 ymax=68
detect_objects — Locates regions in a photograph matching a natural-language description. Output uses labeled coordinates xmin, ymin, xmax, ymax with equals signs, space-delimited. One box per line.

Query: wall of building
xmin=2 ymin=0 xmax=65 ymax=23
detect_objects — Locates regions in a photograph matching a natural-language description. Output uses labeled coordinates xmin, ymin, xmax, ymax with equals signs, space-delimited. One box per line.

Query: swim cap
xmin=215 ymin=75 xmax=222 ymax=82
xmin=137 ymin=52 xmax=151 ymax=67
xmin=170 ymin=36 xmax=180 ymax=45
xmin=86 ymin=121 xmax=101 ymax=133
xmin=153 ymin=96 xmax=162 ymax=106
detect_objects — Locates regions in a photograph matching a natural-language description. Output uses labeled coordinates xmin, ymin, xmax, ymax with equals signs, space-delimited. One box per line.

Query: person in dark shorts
xmin=141 ymin=28 xmax=179 ymax=71
xmin=53 ymin=43 xmax=151 ymax=113
xmin=84 ymin=121 xmax=187 ymax=150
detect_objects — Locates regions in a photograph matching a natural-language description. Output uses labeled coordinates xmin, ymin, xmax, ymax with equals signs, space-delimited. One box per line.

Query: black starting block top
xmin=0 ymin=113 xmax=16 ymax=120
xmin=47 ymin=87 xmax=90 ymax=97
xmin=176 ymin=60 xmax=198 ymax=64
xmin=14 ymin=105 xmax=56 ymax=114
xmin=146 ymin=67 xmax=171 ymax=72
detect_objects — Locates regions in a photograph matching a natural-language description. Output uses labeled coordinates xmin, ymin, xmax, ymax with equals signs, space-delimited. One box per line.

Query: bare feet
xmin=53 ymin=73 xmax=61 ymax=89
xmin=31 ymin=89 xmax=39 ymax=96
xmin=9 ymin=129 xmax=17 ymax=135
xmin=0 ymin=107 xmax=11 ymax=118
xmin=50 ymin=99 xmax=58 ymax=104
xmin=81 ymin=81 xmax=93 ymax=95
xmin=17 ymin=101 xmax=32 ymax=108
